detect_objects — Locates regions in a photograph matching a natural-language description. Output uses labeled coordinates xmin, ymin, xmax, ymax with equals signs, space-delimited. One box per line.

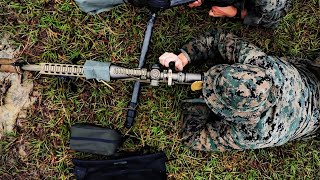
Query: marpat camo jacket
xmin=180 ymin=29 xmax=320 ymax=151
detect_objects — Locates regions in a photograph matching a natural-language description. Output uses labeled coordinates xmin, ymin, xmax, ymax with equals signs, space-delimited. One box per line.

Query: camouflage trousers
xmin=180 ymin=101 xmax=241 ymax=152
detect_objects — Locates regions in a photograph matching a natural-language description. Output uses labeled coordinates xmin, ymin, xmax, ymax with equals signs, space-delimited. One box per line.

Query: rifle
xmin=0 ymin=59 xmax=203 ymax=87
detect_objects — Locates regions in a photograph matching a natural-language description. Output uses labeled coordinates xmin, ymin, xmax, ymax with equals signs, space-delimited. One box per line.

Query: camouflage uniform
xmin=242 ymin=0 xmax=292 ymax=28
xmin=180 ymin=29 xmax=320 ymax=151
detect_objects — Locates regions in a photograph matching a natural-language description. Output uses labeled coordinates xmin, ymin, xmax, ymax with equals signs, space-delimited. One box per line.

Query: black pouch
xmin=70 ymin=124 xmax=122 ymax=156
xmin=73 ymin=152 xmax=167 ymax=180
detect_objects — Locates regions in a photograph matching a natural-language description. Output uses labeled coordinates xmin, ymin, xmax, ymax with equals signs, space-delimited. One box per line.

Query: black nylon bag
xmin=72 ymin=152 xmax=167 ymax=180
xmin=70 ymin=124 xmax=122 ymax=156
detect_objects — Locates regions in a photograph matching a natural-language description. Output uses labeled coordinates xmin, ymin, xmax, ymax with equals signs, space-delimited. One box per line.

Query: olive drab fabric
xmin=70 ymin=124 xmax=122 ymax=155
xmin=180 ymin=29 xmax=320 ymax=151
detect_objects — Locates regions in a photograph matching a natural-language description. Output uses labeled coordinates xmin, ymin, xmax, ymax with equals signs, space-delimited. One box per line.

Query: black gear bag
xmin=73 ymin=152 xmax=167 ymax=180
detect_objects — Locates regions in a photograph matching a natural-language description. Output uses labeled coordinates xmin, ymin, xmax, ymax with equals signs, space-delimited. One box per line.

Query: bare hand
xmin=159 ymin=52 xmax=185 ymax=71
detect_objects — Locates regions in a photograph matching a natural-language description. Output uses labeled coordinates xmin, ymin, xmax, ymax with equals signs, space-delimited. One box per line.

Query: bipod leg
xmin=125 ymin=12 xmax=157 ymax=128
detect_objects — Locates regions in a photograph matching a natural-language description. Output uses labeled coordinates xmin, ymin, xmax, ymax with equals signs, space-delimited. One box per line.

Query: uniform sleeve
xmin=180 ymin=29 xmax=269 ymax=66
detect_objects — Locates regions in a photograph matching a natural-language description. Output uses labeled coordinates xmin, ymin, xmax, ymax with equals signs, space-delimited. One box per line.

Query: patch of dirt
xmin=0 ymin=35 xmax=37 ymax=137
xmin=21 ymin=29 xmax=48 ymax=61
xmin=43 ymin=0 xmax=57 ymax=11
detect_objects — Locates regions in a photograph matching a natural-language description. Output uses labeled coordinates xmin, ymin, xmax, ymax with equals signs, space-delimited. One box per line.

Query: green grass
xmin=0 ymin=0 xmax=320 ymax=179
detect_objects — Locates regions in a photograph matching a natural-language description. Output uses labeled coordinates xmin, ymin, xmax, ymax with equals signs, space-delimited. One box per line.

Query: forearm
xmin=176 ymin=29 xmax=272 ymax=73
xmin=180 ymin=29 xmax=262 ymax=66
xmin=180 ymin=29 xmax=221 ymax=65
